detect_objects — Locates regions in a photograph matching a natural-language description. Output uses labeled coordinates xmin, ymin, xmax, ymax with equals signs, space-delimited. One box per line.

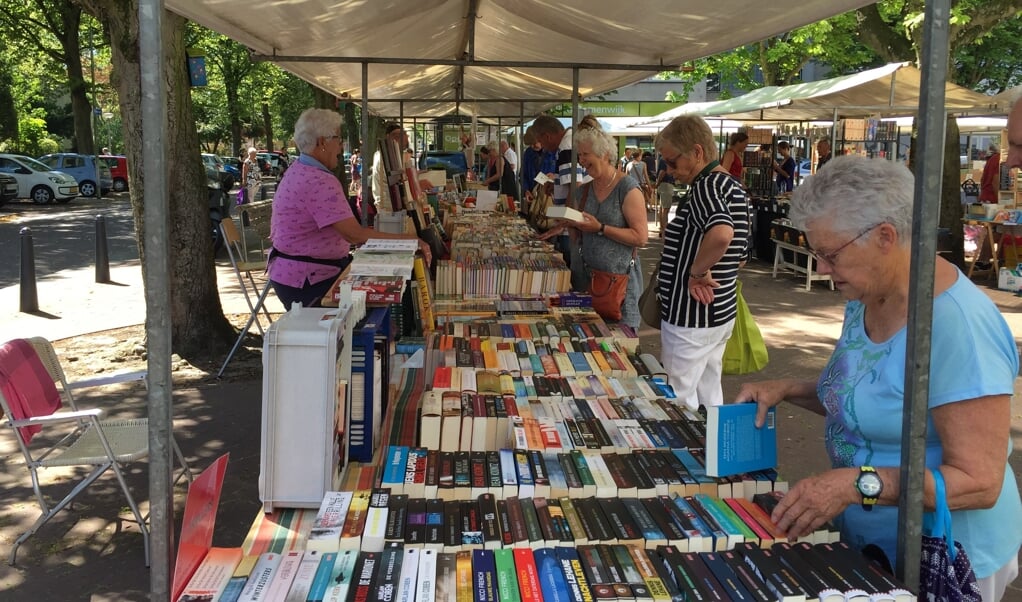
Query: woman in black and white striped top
xmin=653 ymin=116 xmax=751 ymax=411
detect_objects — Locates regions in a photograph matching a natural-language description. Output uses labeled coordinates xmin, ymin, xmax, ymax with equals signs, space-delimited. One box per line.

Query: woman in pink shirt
xmin=268 ymin=108 xmax=431 ymax=309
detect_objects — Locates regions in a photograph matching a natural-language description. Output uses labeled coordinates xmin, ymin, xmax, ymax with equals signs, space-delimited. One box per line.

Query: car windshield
xmin=12 ymin=155 xmax=52 ymax=172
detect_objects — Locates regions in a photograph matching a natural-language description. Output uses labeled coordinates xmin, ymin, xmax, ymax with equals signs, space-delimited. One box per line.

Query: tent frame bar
xmin=251 ymin=53 xmax=668 ymax=72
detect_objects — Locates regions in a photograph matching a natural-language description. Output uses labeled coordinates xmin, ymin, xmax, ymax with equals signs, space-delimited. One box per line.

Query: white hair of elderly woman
xmin=574 ymin=126 xmax=617 ymax=164
xmin=790 ymin=155 xmax=914 ymax=240
xmin=293 ymin=108 xmax=342 ymax=154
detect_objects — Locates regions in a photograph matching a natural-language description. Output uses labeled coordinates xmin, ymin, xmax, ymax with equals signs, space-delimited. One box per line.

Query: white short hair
xmin=293 ymin=108 xmax=341 ymax=154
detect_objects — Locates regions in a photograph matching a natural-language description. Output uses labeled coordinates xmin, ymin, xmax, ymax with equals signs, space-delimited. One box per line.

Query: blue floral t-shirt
xmin=819 ymin=270 xmax=1021 ymax=577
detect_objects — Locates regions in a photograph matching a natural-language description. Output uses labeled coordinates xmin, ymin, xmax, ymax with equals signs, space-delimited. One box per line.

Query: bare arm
xmin=330 ymin=217 xmax=432 ymax=264
xmin=764 ymin=393 xmax=1010 ymax=539
xmin=721 ymin=150 xmax=735 ymax=171
xmin=575 ymin=187 xmax=648 ymax=248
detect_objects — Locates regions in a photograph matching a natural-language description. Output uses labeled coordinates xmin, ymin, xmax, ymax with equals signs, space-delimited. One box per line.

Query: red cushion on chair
xmin=0 ymin=339 xmax=62 ymax=444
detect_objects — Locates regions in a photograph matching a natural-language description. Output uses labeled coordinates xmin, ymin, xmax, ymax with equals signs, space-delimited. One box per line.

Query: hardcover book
xmin=704 ymin=403 xmax=777 ymax=478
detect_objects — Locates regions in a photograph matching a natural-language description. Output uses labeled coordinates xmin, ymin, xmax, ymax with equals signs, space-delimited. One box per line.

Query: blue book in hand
xmin=705 ymin=403 xmax=777 ymax=478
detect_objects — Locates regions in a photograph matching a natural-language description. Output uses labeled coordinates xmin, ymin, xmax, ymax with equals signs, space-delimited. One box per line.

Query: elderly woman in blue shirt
xmin=737 ymin=156 xmax=1021 ymax=600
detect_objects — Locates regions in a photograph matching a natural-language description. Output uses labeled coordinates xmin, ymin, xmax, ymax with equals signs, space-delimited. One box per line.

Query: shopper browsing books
xmin=735 ymin=155 xmax=1022 ymax=601
xmin=268 ymin=108 xmax=431 ymax=310
xmin=537 ymin=126 xmax=647 ymax=328
xmin=720 ymin=132 xmax=749 ymax=183
xmin=654 ymin=115 xmax=750 ymax=411
xmin=772 ymin=140 xmax=796 ymax=193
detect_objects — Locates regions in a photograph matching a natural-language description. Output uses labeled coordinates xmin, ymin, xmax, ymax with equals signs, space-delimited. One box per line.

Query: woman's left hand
xmin=687 ymin=272 xmax=719 ymax=304
xmin=580 ymin=212 xmax=601 ymax=234
xmin=771 ymin=468 xmax=858 ymax=539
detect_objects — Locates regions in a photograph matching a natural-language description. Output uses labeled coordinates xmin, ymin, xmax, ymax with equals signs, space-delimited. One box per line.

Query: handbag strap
xmin=931 ymin=468 xmax=958 ymax=561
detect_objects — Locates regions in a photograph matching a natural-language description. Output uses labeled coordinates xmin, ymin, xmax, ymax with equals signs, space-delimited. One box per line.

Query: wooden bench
xmin=772 ymin=239 xmax=835 ymax=291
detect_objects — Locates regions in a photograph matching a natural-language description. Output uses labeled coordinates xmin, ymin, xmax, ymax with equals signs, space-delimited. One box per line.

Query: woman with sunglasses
xmin=736 ymin=155 xmax=1021 ymax=600
xmin=653 ymin=115 xmax=751 ymax=411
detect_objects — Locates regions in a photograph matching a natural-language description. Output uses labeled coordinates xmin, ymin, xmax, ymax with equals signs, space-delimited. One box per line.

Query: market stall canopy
xmin=989 ymin=86 xmax=1022 ymax=113
xmin=166 ymin=0 xmax=875 ymax=122
xmin=631 ymin=62 xmax=997 ymax=126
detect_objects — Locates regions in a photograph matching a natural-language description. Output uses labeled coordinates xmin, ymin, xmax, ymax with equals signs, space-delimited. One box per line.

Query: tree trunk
xmin=262 ymin=101 xmax=273 ymax=151
xmin=59 ymin=5 xmax=95 ymax=154
xmin=82 ymin=0 xmax=235 ymax=359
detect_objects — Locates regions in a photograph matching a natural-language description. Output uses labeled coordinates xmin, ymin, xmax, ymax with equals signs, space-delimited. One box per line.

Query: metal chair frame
xmin=0 ymin=337 xmax=193 ymax=565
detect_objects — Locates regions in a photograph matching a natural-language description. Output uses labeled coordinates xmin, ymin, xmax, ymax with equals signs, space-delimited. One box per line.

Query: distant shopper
xmin=268 ymin=108 xmax=431 ymax=310
xmin=772 ymin=140 xmax=796 ymax=192
xmin=816 ymin=138 xmax=832 ymax=170
xmin=532 ymin=114 xmax=587 ymax=259
xmin=655 ymin=155 xmax=676 ymax=237
xmin=242 ymin=147 xmax=261 ymax=204
xmin=654 ymin=115 xmax=750 ymax=410
xmin=501 ymin=140 xmax=519 ymax=200
xmin=642 ymin=150 xmax=656 ymax=182
xmin=980 ymin=143 xmax=1001 ymax=203
xmin=736 ymin=155 xmax=1021 ymax=601
xmin=721 ymin=132 xmax=749 ymax=182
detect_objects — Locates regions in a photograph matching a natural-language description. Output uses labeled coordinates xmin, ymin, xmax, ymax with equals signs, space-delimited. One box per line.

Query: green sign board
xmin=548 ymin=102 xmax=677 ymax=118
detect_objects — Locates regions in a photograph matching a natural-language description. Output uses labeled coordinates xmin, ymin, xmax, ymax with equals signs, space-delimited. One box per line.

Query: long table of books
xmin=175 ymin=210 xmax=916 ymax=601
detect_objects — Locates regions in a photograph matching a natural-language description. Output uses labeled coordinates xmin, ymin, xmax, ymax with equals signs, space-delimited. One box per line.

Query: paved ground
xmin=0 ymin=221 xmax=1021 ymax=600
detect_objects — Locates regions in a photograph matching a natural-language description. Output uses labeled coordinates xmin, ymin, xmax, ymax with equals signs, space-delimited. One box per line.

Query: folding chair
xmin=221 ymin=217 xmax=273 ymax=334
xmin=218 ymin=201 xmax=275 ymax=378
xmin=0 ymin=337 xmax=193 ymax=565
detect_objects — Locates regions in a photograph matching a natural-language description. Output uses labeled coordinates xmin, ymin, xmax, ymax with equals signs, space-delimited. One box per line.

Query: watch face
xmin=858 ymin=472 xmax=882 ymax=496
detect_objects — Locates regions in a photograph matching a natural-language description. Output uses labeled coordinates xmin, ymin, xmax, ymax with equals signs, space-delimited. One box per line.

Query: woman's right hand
xmin=734 ymin=379 xmax=797 ymax=427
xmin=536 ymin=226 xmax=565 ymax=241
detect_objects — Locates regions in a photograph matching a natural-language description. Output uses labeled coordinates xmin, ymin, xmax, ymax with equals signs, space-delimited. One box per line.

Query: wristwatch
xmin=598 ymin=223 xmax=606 ymax=236
xmin=855 ymin=466 xmax=883 ymax=511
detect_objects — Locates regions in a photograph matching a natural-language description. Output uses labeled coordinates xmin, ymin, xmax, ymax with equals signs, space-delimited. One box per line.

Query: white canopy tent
xmin=631 ymin=62 xmax=997 ymax=126
xmin=165 ymin=0 xmax=876 ymax=122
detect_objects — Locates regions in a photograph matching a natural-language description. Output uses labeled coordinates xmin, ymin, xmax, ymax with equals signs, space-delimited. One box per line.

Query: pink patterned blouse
xmin=267 ymin=158 xmax=354 ymax=287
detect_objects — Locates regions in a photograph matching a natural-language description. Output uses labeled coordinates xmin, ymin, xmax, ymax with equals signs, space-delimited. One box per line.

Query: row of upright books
xmin=303 ymin=489 xmax=813 ymax=555
xmin=179 ymin=493 xmax=914 ymax=601
xmin=377 ymin=445 xmax=780 ymax=503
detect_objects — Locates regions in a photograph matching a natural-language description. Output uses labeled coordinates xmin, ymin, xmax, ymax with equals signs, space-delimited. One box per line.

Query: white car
xmin=0 ymin=153 xmax=79 ymax=204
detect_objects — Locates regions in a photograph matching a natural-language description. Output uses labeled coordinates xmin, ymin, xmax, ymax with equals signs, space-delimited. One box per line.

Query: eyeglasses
xmin=661 ymin=152 xmax=682 ymax=169
xmin=808 ymin=224 xmax=882 ymax=266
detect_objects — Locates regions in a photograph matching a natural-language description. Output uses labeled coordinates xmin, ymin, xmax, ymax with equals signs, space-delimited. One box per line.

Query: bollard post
xmin=19 ymin=227 xmax=38 ymax=313
xmin=95 ymin=214 xmax=110 ymax=283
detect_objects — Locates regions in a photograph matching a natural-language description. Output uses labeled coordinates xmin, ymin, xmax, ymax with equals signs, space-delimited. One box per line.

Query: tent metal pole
xmin=570 ymin=68 xmax=580 ymax=196
xmin=361 ymin=62 xmax=371 ymax=227
xmin=139 ymin=0 xmax=173 ymax=596
xmin=830 ymin=108 xmax=838 ymax=155
xmin=897 ymin=0 xmax=950 ymax=590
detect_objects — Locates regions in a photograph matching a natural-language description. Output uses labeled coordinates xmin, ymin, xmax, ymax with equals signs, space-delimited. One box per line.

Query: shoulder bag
xmin=919 ymin=468 xmax=982 ymax=602
xmin=639 ymin=260 xmax=661 ymax=329
xmin=579 ymin=183 xmax=633 ymax=322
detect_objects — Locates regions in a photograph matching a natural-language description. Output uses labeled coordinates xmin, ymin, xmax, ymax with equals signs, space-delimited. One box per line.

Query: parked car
xmin=0 ymin=173 xmax=18 ymax=207
xmin=37 ymin=153 xmax=112 ymax=198
xmin=257 ymin=151 xmax=289 ymax=179
xmin=220 ymin=159 xmax=240 ymax=189
xmin=0 ymin=153 xmax=79 ymax=204
xmin=99 ymin=154 xmax=129 ymax=192
xmin=419 ymin=150 xmax=469 ymax=179
xmin=795 ymin=158 xmax=813 ymax=185
xmin=202 ymin=153 xmax=235 ymax=191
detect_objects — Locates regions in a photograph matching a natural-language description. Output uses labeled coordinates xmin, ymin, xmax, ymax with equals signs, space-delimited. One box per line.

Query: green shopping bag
xmin=722 ymin=281 xmax=769 ymax=375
